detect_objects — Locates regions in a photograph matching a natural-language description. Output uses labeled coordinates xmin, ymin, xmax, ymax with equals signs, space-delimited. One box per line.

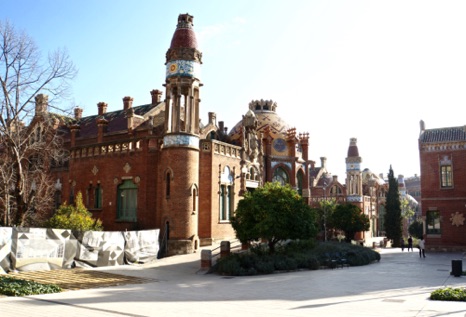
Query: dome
xmin=169 ymin=14 xmax=198 ymax=49
xmin=228 ymin=99 xmax=291 ymax=144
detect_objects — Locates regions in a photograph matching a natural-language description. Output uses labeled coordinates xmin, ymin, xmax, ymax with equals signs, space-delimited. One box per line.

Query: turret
xmin=160 ymin=13 xmax=202 ymax=255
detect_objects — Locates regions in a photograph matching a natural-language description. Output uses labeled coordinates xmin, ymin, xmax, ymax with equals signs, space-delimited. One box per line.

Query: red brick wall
xmin=199 ymin=141 xmax=240 ymax=242
xmin=158 ymin=146 xmax=199 ymax=240
xmin=420 ymin=148 xmax=466 ymax=249
xmin=61 ymin=138 xmax=159 ymax=232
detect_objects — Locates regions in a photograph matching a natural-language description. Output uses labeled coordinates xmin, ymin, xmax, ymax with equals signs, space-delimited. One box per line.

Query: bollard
xmin=451 ymin=260 xmax=463 ymax=277
xmin=220 ymin=241 xmax=231 ymax=258
xmin=200 ymin=249 xmax=212 ymax=269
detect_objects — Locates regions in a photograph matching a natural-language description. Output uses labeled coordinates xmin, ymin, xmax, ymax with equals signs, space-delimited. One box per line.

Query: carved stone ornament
xmin=91 ymin=165 xmax=99 ymax=176
xmin=123 ymin=162 xmax=131 ymax=174
xmin=450 ymin=212 xmax=465 ymax=227
xmin=134 ymin=176 xmax=141 ymax=184
xmin=114 ymin=177 xmax=119 ymax=185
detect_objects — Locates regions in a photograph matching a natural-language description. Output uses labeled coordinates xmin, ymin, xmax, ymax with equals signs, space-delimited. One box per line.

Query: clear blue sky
xmin=3 ymin=1 xmax=466 ymax=179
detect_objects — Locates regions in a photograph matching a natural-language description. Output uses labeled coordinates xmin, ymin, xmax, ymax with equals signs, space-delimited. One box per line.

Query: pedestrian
xmin=400 ymin=238 xmax=405 ymax=251
xmin=407 ymin=236 xmax=413 ymax=251
xmin=418 ymin=238 xmax=426 ymax=258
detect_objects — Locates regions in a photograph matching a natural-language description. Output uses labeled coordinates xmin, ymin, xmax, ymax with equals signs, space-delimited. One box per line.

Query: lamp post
xmin=323 ymin=180 xmax=327 ymax=242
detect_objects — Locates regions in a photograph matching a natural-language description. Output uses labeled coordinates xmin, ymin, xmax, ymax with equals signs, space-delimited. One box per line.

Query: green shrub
xmin=0 ymin=276 xmax=62 ymax=296
xmin=214 ymin=255 xmax=246 ymax=276
xmin=255 ymin=260 xmax=275 ymax=274
xmin=211 ymin=240 xmax=380 ymax=276
xmin=47 ymin=191 xmax=103 ymax=232
xmin=283 ymin=239 xmax=316 ymax=253
xmin=273 ymin=255 xmax=298 ymax=271
xmin=307 ymin=256 xmax=320 ymax=270
xmin=431 ymin=287 xmax=466 ymax=301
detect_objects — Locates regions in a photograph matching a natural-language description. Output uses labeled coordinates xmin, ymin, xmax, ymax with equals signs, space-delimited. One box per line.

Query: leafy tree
xmin=331 ymin=203 xmax=370 ymax=243
xmin=408 ymin=220 xmax=423 ymax=239
xmin=0 ymin=20 xmax=77 ymax=226
xmin=231 ymin=182 xmax=317 ymax=253
xmin=401 ymin=197 xmax=415 ymax=220
xmin=46 ymin=192 xmax=103 ymax=232
xmin=384 ymin=166 xmax=402 ymax=247
xmin=316 ymin=198 xmax=337 ymax=241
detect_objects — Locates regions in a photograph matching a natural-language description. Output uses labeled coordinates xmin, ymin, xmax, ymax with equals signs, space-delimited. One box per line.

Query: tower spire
xmin=164 ymin=13 xmax=202 ymax=136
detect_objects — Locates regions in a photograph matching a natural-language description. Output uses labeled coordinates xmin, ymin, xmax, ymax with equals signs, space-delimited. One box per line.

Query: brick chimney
xmin=97 ymin=102 xmax=107 ymax=116
xmin=96 ymin=118 xmax=108 ymax=143
xmin=74 ymin=107 xmax=83 ymax=120
xmin=150 ymin=90 xmax=162 ymax=105
xmin=123 ymin=96 xmax=133 ymax=110
xmin=208 ymin=112 xmax=216 ymax=125
xmin=69 ymin=124 xmax=80 ymax=147
xmin=35 ymin=94 xmax=48 ymax=115
xmin=320 ymin=157 xmax=327 ymax=168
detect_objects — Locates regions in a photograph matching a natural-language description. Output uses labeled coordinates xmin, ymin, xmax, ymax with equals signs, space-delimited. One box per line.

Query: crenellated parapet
xmin=248 ymin=99 xmax=278 ymax=112
xmin=70 ymin=140 xmax=142 ymax=159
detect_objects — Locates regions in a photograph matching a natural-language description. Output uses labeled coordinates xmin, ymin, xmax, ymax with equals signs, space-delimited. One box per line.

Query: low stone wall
xmin=0 ymin=227 xmax=160 ymax=273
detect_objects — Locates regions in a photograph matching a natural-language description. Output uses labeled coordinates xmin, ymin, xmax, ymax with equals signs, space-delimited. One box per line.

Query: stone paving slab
xmin=0 ymin=248 xmax=465 ymax=317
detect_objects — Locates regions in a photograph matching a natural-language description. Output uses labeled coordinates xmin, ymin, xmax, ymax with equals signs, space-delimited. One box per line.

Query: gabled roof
xmin=419 ymin=126 xmax=466 ymax=143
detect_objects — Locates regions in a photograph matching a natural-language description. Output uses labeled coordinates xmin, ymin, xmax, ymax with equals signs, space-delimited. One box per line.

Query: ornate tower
xmin=345 ymin=138 xmax=363 ymax=202
xmin=160 ymin=13 xmax=202 ymax=255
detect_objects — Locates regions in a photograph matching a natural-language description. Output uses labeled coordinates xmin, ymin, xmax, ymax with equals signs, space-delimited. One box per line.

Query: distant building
xmin=404 ymin=174 xmax=421 ymax=218
xmin=418 ymin=120 xmax=466 ymax=251
xmin=308 ymin=138 xmax=388 ymax=241
xmin=398 ymin=174 xmax=419 ymax=236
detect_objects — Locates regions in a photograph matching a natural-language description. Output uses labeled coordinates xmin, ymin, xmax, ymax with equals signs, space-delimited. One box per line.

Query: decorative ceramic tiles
xmin=164 ymin=134 xmax=199 ymax=147
xmin=166 ymin=60 xmax=201 ymax=79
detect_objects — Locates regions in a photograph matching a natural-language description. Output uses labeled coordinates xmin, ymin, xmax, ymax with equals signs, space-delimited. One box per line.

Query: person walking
xmin=419 ymin=238 xmax=426 ymax=258
xmin=407 ymin=236 xmax=413 ymax=251
xmin=400 ymin=238 xmax=405 ymax=251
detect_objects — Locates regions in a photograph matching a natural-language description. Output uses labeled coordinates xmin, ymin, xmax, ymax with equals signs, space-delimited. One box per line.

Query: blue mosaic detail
xmin=271 ymin=161 xmax=292 ymax=169
xmin=346 ymin=163 xmax=360 ymax=171
xmin=163 ymin=134 xmax=199 ymax=147
xmin=166 ymin=60 xmax=201 ymax=78
xmin=347 ymin=195 xmax=363 ymax=202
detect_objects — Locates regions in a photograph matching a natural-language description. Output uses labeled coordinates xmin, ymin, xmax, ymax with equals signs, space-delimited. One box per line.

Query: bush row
xmin=211 ymin=241 xmax=380 ymax=276
xmin=431 ymin=287 xmax=466 ymax=302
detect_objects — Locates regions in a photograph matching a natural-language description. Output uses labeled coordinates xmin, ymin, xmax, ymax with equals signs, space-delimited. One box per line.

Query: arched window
xmin=166 ymin=172 xmax=171 ymax=198
xmin=94 ymin=184 xmax=102 ymax=209
xmin=330 ymin=185 xmax=342 ymax=196
xmin=219 ymin=166 xmax=234 ymax=221
xmin=192 ymin=186 xmax=198 ymax=213
xmin=272 ymin=167 xmax=289 ymax=185
xmin=117 ymin=180 xmax=138 ymax=222
xmin=296 ymin=170 xmax=304 ymax=196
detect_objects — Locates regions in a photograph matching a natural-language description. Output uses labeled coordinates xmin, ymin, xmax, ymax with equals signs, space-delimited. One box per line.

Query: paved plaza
xmin=0 ymin=247 xmax=465 ymax=317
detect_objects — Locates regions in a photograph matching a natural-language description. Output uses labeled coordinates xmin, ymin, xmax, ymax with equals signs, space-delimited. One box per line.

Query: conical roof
xmin=169 ymin=13 xmax=198 ymax=49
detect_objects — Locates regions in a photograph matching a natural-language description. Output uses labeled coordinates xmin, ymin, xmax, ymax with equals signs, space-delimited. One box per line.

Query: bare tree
xmin=0 ymin=20 xmax=77 ymax=226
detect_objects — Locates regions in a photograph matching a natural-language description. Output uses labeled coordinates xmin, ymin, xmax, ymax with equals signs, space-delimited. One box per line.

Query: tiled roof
xmin=419 ymin=126 xmax=466 ymax=143
xmin=66 ymin=103 xmax=160 ymax=140
xmin=170 ymin=28 xmax=198 ymax=49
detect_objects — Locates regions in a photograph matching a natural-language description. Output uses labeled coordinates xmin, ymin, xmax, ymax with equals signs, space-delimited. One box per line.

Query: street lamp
xmin=323 ymin=180 xmax=327 ymax=242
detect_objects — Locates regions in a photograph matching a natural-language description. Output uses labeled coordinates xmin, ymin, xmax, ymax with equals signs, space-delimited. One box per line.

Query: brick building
xmin=43 ymin=13 xmax=391 ymax=255
xmin=419 ymin=120 xmax=466 ymax=251
xmin=47 ymin=14 xmax=317 ymax=255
